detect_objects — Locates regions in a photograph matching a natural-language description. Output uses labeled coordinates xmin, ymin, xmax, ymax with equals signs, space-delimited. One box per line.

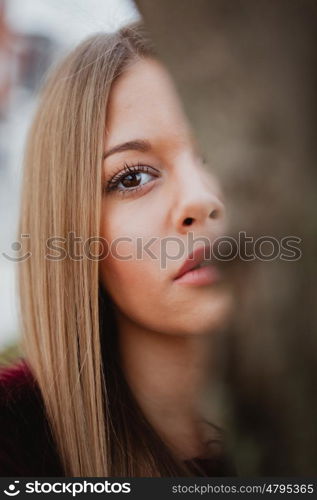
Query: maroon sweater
xmin=0 ymin=359 xmax=64 ymax=476
xmin=0 ymin=359 xmax=236 ymax=477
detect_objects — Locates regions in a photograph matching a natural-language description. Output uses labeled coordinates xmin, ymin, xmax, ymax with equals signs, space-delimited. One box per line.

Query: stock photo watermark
xmin=1 ymin=231 xmax=302 ymax=267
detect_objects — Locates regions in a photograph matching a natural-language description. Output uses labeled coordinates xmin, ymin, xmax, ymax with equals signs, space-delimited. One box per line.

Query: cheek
xmin=99 ymin=201 xmax=164 ymax=319
xmin=100 ymin=198 xmax=160 ymax=242
xmin=100 ymin=255 xmax=153 ymax=297
xmin=99 ymin=253 xmax=163 ymax=330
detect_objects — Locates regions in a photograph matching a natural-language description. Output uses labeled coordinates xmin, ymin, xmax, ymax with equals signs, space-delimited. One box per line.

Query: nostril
xmin=183 ymin=217 xmax=194 ymax=226
xmin=209 ymin=209 xmax=219 ymax=219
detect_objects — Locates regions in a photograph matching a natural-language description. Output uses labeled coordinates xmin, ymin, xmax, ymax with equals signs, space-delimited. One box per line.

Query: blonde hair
xmin=17 ymin=22 xmax=214 ymax=477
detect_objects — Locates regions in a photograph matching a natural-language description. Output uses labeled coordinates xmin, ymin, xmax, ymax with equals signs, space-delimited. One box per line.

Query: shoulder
xmin=0 ymin=359 xmax=64 ymax=476
xmin=0 ymin=358 xmax=37 ymax=406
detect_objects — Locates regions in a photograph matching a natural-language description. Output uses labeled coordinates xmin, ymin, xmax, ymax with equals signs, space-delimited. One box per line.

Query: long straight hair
xmin=17 ymin=22 xmax=223 ymax=477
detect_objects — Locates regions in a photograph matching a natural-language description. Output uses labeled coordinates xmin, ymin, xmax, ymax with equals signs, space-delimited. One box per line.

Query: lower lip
xmin=173 ymin=265 xmax=221 ymax=286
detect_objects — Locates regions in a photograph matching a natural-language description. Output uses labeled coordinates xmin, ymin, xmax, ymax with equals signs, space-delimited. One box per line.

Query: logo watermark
xmin=1 ymin=231 xmax=302 ymax=266
xmin=4 ymin=481 xmax=20 ymax=497
xmin=3 ymin=480 xmax=131 ymax=496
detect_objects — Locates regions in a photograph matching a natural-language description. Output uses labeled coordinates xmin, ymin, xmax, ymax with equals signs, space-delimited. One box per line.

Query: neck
xmin=115 ymin=311 xmax=216 ymax=461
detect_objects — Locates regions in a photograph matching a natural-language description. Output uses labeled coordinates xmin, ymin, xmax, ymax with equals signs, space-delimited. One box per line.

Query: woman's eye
xmin=118 ymin=171 xmax=151 ymax=189
xmin=105 ymin=165 xmax=159 ymax=195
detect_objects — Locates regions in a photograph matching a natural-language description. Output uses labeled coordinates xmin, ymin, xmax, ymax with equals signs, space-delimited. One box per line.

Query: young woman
xmin=0 ymin=22 xmax=235 ymax=477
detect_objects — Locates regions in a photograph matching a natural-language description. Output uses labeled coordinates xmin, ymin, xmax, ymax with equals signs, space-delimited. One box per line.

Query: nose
xmin=172 ymin=161 xmax=225 ymax=235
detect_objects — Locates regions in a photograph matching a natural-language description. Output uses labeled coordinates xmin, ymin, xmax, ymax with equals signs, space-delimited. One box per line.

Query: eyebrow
xmin=103 ymin=139 xmax=151 ymax=159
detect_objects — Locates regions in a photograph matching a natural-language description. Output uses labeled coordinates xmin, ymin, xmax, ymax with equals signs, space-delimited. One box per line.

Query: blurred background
xmin=0 ymin=0 xmax=138 ymax=362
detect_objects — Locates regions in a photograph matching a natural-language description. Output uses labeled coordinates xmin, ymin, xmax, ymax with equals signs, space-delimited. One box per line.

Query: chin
xmin=179 ymin=295 xmax=233 ymax=336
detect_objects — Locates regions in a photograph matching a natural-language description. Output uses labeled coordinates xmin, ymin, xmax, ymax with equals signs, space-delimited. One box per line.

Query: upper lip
xmin=173 ymin=244 xmax=213 ymax=280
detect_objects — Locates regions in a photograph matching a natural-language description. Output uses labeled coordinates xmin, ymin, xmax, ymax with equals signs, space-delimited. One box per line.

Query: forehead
xmin=105 ymin=57 xmax=192 ymax=150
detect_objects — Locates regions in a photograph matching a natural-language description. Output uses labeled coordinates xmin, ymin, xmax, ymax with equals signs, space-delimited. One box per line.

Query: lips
xmin=173 ymin=244 xmax=213 ymax=280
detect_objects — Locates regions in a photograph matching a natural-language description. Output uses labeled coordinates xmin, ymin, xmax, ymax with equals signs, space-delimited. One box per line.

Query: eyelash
xmin=104 ymin=162 xmax=160 ymax=196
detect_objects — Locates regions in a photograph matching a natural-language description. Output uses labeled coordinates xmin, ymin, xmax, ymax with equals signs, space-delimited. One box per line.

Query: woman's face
xmin=99 ymin=57 xmax=232 ymax=336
